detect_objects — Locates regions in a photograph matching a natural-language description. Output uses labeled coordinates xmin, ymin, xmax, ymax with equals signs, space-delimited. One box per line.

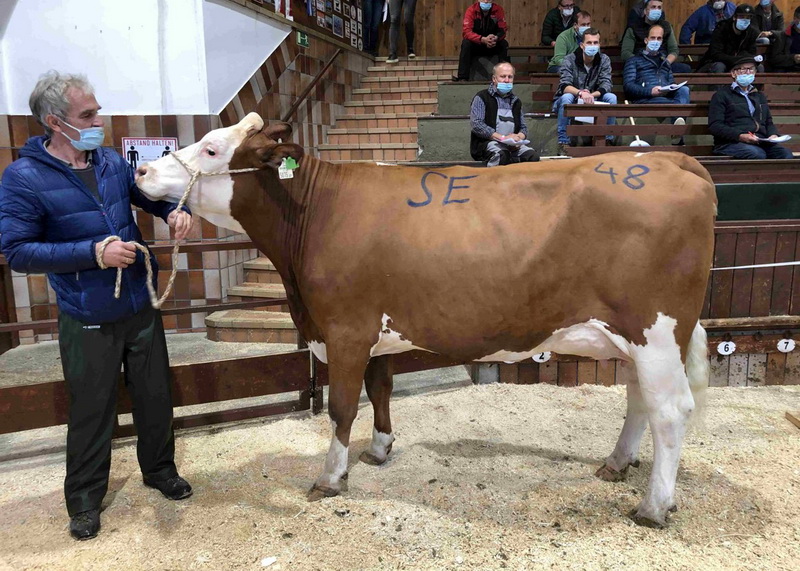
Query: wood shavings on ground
xmin=1 ymin=383 xmax=798 ymax=570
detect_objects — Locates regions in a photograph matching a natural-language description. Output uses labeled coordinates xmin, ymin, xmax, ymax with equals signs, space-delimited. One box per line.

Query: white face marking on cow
xmin=135 ymin=112 xmax=263 ymax=233
xmin=316 ymin=421 xmax=348 ymax=489
xmin=368 ymin=428 xmax=395 ymax=463
xmin=369 ymin=314 xmax=429 ymax=357
xmin=476 ymin=319 xmax=633 ymax=363
xmin=308 ymin=341 xmax=328 ymax=364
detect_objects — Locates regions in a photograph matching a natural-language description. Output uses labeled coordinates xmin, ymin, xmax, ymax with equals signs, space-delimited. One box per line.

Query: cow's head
xmin=135 ymin=112 xmax=304 ymax=233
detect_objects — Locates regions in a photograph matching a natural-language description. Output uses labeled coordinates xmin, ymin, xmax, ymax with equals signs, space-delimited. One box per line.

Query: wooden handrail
xmin=281 ymin=48 xmax=342 ymax=123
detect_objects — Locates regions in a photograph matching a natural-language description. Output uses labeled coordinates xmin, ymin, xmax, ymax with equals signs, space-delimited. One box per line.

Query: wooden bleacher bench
xmin=562 ymin=102 xmax=800 ymax=157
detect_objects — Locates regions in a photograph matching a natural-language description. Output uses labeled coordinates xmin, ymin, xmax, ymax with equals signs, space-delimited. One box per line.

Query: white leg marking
xmin=317 ymin=421 xmax=348 ymax=489
xmin=308 ymin=341 xmax=328 ymax=364
xmin=630 ymin=313 xmax=694 ymax=524
xmin=368 ymin=428 xmax=395 ymax=463
xmin=604 ymin=379 xmax=648 ymax=472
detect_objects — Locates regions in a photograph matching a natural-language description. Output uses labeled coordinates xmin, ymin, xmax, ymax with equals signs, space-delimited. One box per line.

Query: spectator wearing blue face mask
xmin=754 ymin=0 xmax=785 ymax=43
xmin=680 ymin=0 xmax=736 ymax=44
xmin=709 ymin=56 xmax=794 ymax=158
xmin=453 ymin=1 xmax=509 ymax=81
xmin=552 ymin=28 xmax=618 ymax=155
xmin=621 ymin=0 xmax=691 ymax=72
xmin=470 ymin=62 xmax=539 ymax=166
xmin=624 ymin=24 xmax=691 ymax=145
xmin=698 ymin=4 xmax=762 ymax=72
xmin=547 ymin=10 xmax=592 ymax=72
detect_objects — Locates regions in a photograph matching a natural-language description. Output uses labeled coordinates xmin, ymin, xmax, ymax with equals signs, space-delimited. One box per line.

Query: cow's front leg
xmin=596 ymin=375 xmax=647 ymax=482
xmin=628 ymin=321 xmax=694 ymax=528
xmin=360 ymin=355 xmax=395 ymax=466
xmin=308 ymin=345 xmax=370 ymax=502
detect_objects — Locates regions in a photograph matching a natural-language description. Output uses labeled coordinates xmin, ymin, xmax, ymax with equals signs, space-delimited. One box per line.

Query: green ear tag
xmin=284 ymin=157 xmax=299 ymax=170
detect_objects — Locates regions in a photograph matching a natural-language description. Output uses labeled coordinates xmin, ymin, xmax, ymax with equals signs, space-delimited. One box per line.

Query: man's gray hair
xmin=492 ymin=62 xmax=515 ymax=76
xmin=29 ymin=71 xmax=94 ymax=136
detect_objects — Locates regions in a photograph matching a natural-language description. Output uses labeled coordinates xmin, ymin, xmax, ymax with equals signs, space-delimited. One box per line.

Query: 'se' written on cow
xmin=408 ymin=172 xmax=478 ymax=207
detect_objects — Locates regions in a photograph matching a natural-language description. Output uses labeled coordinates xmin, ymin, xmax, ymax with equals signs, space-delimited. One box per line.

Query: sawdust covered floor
xmin=1 ymin=383 xmax=799 ymax=571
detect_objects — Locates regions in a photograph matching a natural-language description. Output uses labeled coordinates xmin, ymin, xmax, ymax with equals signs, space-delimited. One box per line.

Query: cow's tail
xmin=685 ymin=320 xmax=710 ymax=428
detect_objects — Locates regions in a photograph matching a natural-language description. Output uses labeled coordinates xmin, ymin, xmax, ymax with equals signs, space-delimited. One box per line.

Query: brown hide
xmin=229 ymin=142 xmax=717 ymax=363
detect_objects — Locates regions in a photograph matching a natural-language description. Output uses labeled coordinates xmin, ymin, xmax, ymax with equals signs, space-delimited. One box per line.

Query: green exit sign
xmin=297 ymin=31 xmax=309 ymax=48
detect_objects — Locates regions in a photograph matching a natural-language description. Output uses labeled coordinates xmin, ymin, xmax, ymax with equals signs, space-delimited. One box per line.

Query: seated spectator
xmin=698 ymin=4 xmax=761 ymax=72
xmin=470 ymin=63 xmax=539 ymax=166
xmin=453 ymin=1 xmax=509 ymax=82
xmin=754 ymin=0 xmax=785 ymax=43
xmin=552 ymin=28 xmax=617 ymax=155
xmin=621 ymin=0 xmax=692 ymax=72
xmin=624 ymin=24 xmax=691 ymax=145
xmin=542 ymin=0 xmax=581 ymax=46
xmin=547 ymin=10 xmax=592 ymax=73
xmin=709 ymin=56 xmax=794 ymax=159
xmin=679 ymin=0 xmax=736 ymax=44
xmin=766 ymin=6 xmax=800 ymax=71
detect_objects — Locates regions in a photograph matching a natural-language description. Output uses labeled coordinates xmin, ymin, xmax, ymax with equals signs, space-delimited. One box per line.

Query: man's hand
xmin=97 ymin=240 xmax=137 ymax=268
xmin=579 ymin=90 xmax=594 ymax=104
xmin=738 ymin=132 xmax=759 ymax=144
xmin=167 ymin=209 xmax=194 ymax=240
xmin=651 ymin=86 xmax=665 ymax=96
xmin=491 ymin=132 xmax=506 ymax=141
xmin=484 ymin=34 xmax=497 ymax=48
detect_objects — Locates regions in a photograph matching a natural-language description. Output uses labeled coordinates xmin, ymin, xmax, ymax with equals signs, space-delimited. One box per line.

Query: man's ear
xmin=260 ymin=143 xmax=305 ymax=169
xmin=263 ymin=122 xmax=293 ymax=143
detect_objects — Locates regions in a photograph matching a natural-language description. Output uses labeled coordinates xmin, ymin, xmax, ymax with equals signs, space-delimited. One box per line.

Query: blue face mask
xmin=647 ymin=40 xmax=662 ymax=52
xmin=583 ymin=44 xmax=600 ymax=57
xmin=480 ymin=2 xmax=492 ymax=11
xmin=578 ymin=25 xmax=590 ymax=36
xmin=759 ymin=0 xmax=770 ymax=6
xmin=648 ymin=9 xmax=662 ymax=21
xmin=60 ymin=119 xmax=105 ymax=151
xmin=735 ymin=18 xmax=751 ymax=30
xmin=736 ymin=73 xmax=755 ymax=87
xmin=496 ymin=82 xmax=513 ymax=94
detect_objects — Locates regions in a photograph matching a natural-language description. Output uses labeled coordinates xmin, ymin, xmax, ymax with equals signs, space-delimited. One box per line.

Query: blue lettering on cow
xmin=622 ymin=165 xmax=650 ymax=190
xmin=443 ymin=175 xmax=477 ymax=205
xmin=408 ymin=171 xmax=446 ymax=207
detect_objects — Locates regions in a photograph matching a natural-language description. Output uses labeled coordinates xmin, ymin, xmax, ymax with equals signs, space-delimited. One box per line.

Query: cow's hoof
xmin=668 ymin=504 xmax=678 ymax=513
xmin=307 ymin=484 xmax=339 ymax=502
xmin=359 ymin=450 xmax=386 ymax=466
xmin=595 ymin=463 xmax=628 ymax=482
xmin=628 ymin=508 xmax=667 ymax=529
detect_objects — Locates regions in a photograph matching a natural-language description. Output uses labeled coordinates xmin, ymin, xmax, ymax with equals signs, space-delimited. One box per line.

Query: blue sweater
xmin=0 ymin=136 xmax=184 ymax=324
xmin=679 ymin=2 xmax=736 ymax=44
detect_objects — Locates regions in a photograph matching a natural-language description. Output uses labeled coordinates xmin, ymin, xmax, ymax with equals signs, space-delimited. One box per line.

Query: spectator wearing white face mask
xmin=680 ymin=0 xmax=736 ymax=44
xmin=698 ymin=4 xmax=762 ymax=73
xmin=541 ymin=0 xmax=581 ymax=46
xmin=547 ymin=10 xmax=592 ymax=72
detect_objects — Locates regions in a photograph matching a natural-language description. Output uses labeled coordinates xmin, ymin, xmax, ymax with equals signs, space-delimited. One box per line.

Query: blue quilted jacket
xmin=0 ymin=136 xmax=183 ymax=324
xmin=622 ymin=51 xmax=676 ymax=101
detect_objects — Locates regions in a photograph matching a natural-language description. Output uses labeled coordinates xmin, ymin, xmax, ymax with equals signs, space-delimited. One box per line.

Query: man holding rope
xmin=0 ymin=71 xmax=194 ymax=541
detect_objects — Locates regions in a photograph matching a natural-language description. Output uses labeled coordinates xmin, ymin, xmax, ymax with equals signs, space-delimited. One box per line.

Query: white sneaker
xmin=408 ymin=52 xmax=416 ymax=60
xmin=672 ymin=117 xmax=686 ymax=145
xmin=386 ymin=55 xmax=399 ymax=64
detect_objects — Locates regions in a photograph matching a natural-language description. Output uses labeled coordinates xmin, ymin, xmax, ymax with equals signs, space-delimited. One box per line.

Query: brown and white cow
xmin=136 ymin=112 xmax=717 ymax=528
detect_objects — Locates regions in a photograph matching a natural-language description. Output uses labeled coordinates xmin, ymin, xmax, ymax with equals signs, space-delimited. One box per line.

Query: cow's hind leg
xmin=628 ymin=315 xmax=695 ymax=528
xmin=596 ymin=375 xmax=647 ymax=482
xmin=359 ymin=355 xmax=396 ymax=466
xmin=308 ymin=344 xmax=370 ymax=502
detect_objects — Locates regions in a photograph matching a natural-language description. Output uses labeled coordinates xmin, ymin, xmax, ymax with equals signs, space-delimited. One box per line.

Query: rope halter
xmin=97 ymin=151 xmax=261 ymax=309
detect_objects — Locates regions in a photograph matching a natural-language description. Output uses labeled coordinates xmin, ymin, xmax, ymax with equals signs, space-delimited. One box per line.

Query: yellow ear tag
xmin=278 ymin=157 xmax=295 ymax=179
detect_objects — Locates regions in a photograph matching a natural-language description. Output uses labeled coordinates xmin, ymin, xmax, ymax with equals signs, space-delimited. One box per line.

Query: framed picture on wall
xmin=332 ymin=14 xmax=343 ymax=37
xmin=334 ymin=0 xmax=341 ymax=12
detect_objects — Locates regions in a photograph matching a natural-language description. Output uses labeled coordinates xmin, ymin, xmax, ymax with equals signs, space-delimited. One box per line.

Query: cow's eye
xmin=207 ymin=149 xmax=216 ymax=156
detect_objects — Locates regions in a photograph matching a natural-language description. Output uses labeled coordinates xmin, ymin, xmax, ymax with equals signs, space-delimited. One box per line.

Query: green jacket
xmin=549 ymin=26 xmax=581 ymax=67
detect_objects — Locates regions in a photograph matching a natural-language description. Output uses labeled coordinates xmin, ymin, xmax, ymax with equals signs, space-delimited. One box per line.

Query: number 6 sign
xmin=717 ymin=341 xmax=736 ymax=356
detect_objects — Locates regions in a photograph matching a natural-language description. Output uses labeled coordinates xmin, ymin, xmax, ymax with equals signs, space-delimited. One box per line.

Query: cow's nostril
xmin=135 ymin=165 xmax=148 ymax=179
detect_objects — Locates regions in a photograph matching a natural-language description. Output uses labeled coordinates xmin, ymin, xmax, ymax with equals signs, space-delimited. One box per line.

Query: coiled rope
xmin=96 ymin=152 xmax=261 ymax=308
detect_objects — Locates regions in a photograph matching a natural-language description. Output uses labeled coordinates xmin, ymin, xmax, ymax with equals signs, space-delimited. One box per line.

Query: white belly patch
xmin=477 ymin=319 xmax=633 ymax=363
xmin=370 ymin=314 xmax=429 ymax=357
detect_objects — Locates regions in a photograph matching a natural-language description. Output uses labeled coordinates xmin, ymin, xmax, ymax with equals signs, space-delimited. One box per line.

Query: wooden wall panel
xmin=401 ymin=0 xmax=797 ymax=57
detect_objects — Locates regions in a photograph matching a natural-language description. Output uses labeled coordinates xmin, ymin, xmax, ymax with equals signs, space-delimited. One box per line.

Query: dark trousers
xmin=456 ymin=38 xmax=509 ymax=80
xmin=59 ymin=306 xmax=176 ymax=516
xmin=362 ymin=0 xmax=384 ymax=55
xmin=388 ymin=0 xmax=418 ymax=56
xmin=713 ymin=142 xmax=794 ymax=159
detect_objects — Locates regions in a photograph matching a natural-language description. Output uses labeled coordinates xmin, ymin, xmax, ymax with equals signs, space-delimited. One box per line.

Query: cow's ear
xmin=260 ymin=143 xmax=305 ymax=169
xmin=263 ymin=122 xmax=293 ymax=143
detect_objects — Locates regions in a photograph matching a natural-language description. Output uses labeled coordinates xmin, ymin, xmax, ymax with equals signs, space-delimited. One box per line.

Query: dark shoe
xmin=557 ymin=142 xmax=570 ymax=156
xmin=386 ymin=55 xmax=399 ymax=64
xmin=69 ymin=509 xmax=100 ymax=541
xmin=451 ymin=75 xmax=467 ymax=82
xmin=605 ymin=136 xmax=619 ymax=147
xmin=143 ymin=475 xmax=193 ymax=500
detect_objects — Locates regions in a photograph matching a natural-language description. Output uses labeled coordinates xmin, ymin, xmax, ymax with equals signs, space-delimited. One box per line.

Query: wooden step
xmin=205 ymin=310 xmax=297 ymax=343
xmin=326 ymin=127 xmax=417 ymax=145
xmin=343 ymin=99 xmax=437 ymax=115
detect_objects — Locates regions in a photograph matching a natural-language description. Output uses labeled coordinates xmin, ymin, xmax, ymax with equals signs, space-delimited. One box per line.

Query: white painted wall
xmin=203 ymin=0 xmax=290 ymax=114
xmin=0 ymin=0 xmax=289 ymax=116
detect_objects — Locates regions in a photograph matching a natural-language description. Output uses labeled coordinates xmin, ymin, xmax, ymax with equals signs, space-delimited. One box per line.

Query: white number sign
xmin=777 ymin=339 xmax=795 ymax=353
xmin=716 ymin=341 xmax=736 ymax=356
xmin=532 ymin=352 xmax=551 ymax=363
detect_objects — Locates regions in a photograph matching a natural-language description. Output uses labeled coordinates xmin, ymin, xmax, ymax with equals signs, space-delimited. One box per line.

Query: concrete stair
xmin=318 ymin=57 xmax=452 ymax=163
